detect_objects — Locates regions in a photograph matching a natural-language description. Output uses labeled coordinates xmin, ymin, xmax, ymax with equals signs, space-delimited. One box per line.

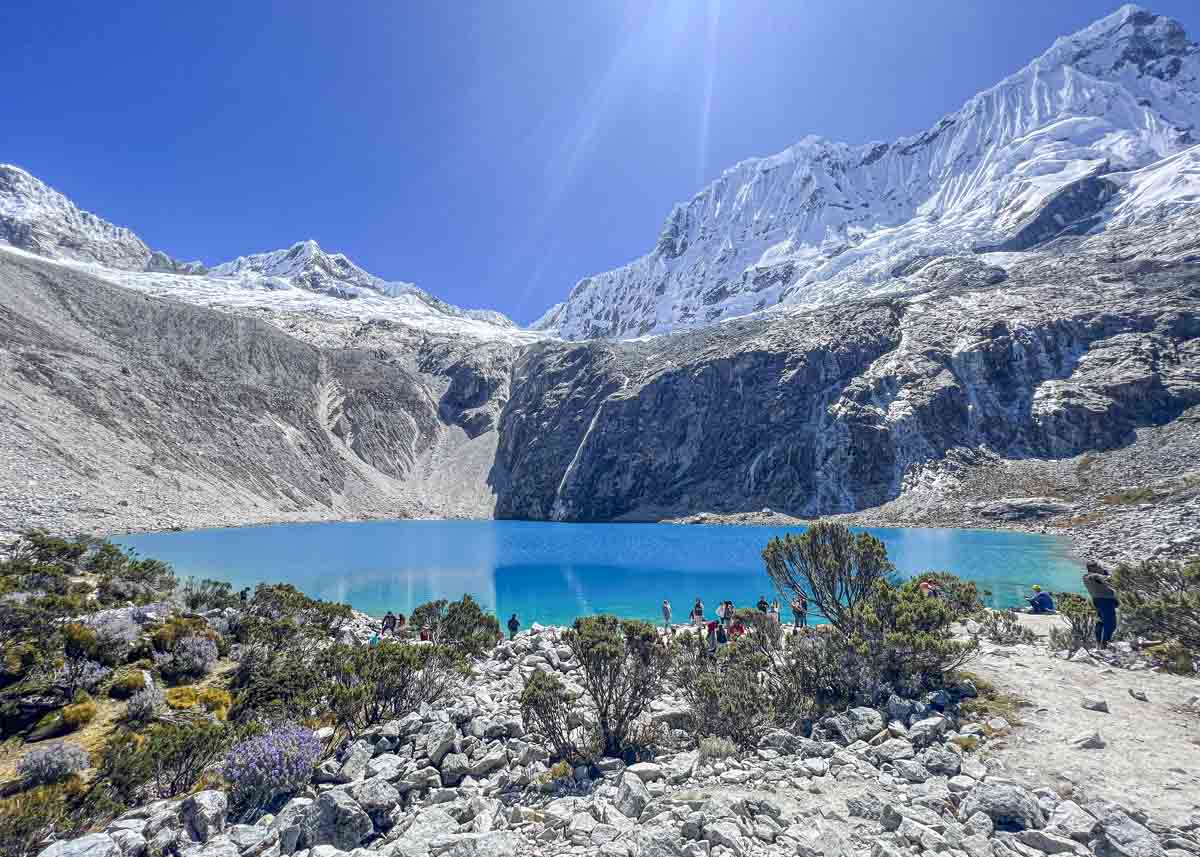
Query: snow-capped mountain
xmin=0 ymin=164 xmax=523 ymax=340
xmin=538 ymin=4 xmax=1200 ymax=339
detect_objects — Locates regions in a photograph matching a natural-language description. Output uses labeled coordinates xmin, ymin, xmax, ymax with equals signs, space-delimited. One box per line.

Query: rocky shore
xmin=36 ymin=618 xmax=1200 ymax=857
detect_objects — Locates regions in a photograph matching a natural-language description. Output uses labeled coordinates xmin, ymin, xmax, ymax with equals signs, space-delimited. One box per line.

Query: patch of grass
xmin=1101 ymin=486 xmax=1158 ymax=506
xmin=955 ymin=672 xmax=1029 ymax=726
xmin=1063 ymin=511 xmax=1107 ymax=528
xmin=164 ymin=687 xmax=198 ymax=710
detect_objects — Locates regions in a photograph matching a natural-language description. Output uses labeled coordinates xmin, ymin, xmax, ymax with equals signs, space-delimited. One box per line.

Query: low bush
xmin=563 ymin=615 xmax=670 ymax=758
xmin=520 ymin=671 xmax=593 ymax=764
xmin=126 ymin=683 xmax=164 ymax=725
xmin=160 ymin=635 xmax=218 ymax=682
xmin=409 ymin=595 xmax=501 ymax=657
xmin=697 ymin=736 xmax=737 ymax=765
xmin=165 ymin=686 xmax=199 ymax=709
xmin=321 ymin=641 xmax=461 ymax=737
xmin=0 ymin=782 xmax=82 ymax=857
xmin=1113 ymin=558 xmax=1199 ymax=653
xmin=672 ymin=633 xmax=774 ymax=749
xmin=1049 ymin=593 xmax=1096 ymax=654
xmin=975 ymin=610 xmax=1038 ymax=645
xmin=222 ymin=723 xmax=322 ymax=812
xmin=17 ymin=742 xmax=90 ymax=786
xmin=916 ymin=571 xmax=986 ymax=617
xmin=99 ymin=718 xmax=229 ymax=802
xmin=61 ymin=696 xmax=98 ymax=731
xmin=108 ymin=669 xmax=146 ymax=699
xmin=180 ymin=577 xmax=241 ymax=612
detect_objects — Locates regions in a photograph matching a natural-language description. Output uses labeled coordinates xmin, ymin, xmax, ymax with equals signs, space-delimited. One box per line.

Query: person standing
xmin=661 ymin=599 xmax=673 ymax=635
xmin=507 ymin=612 xmax=521 ymax=640
xmin=691 ymin=598 xmax=704 ymax=626
xmin=792 ymin=593 xmax=808 ymax=628
xmin=768 ymin=599 xmax=781 ymax=626
xmin=715 ymin=599 xmax=726 ymax=626
xmin=1082 ymin=562 xmax=1119 ymax=647
xmin=382 ymin=610 xmax=397 ymax=636
xmin=756 ymin=595 xmax=769 ymax=613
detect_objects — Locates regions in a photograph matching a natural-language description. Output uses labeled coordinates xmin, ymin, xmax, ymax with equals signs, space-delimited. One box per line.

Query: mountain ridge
xmin=537 ymin=3 xmax=1200 ymax=339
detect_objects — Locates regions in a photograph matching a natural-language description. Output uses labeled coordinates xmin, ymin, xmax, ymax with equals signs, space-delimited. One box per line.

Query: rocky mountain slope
xmin=1 ymin=7 xmax=1199 ymax=565
xmin=537 ymin=5 xmax=1200 ymax=339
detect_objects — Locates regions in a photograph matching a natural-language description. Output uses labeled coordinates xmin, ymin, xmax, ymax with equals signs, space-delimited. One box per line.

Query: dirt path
xmin=969 ymin=637 xmax=1200 ymax=827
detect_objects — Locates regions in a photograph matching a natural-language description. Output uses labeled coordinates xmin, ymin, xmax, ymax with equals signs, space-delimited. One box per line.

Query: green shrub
xmin=519 ymin=670 xmax=592 ymax=764
xmin=697 ymin=736 xmax=737 ymax=765
xmin=198 ymin=687 xmax=232 ymax=721
xmin=229 ymin=646 xmax=324 ymax=723
xmin=760 ymin=522 xmax=976 ymax=714
xmin=563 ymin=615 xmax=670 ymax=758
xmin=0 ymin=782 xmax=82 ymax=857
xmin=410 ymin=595 xmax=500 ymax=657
xmin=916 ymin=571 xmax=985 ymax=617
xmin=763 ymin=521 xmax=894 ymax=634
xmin=98 ymin=719 xmax=229 ymax=802
xmin=975 ymin=610 xmax=1038 ymax=645
xmin=61 ymin=696 xmax=97 ymax=730
xmin=673 ymin=635 xmax=774 ymax=749
xmin=108 ymin=669 xmax=146 ymax=699
xmin=180 ymin=577 xmax=241 ymax=611
xmin=1049 ymin=592 xmax=1096 ymax=654
xmin=320 ymin=641 xmax=461 ymax=737
xmin=1113 ymin=559 xmax=1199 ymax=653
xmin=235 ymin=584 xmax=352 ymax=649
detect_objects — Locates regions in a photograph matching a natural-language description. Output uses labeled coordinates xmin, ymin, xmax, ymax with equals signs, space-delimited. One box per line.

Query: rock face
xmin=494 ymin=226 xmax=1200 ymax=521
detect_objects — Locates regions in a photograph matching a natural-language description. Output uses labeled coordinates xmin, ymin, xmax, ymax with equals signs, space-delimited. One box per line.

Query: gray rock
xmin=271 ymin=797 xmax=313 ymax=854
xmin=427 ymin=830 xmax=522 ymax=857
xmin=338 ymin=740 xmax=375 ymax=783
xmin=1047 ymin=801 xmax=1098 ymax=842
xmin=965 ymin=812 xmax=994 ymax=837
xmin=959 ymin=783 xmax=1045 ymax=831
xmin=348 ymin=777 xmax=401 ymax=827
xmin=108 ymin=829 xmax=146 ymax=857
xmin=894 ymin=759 xmax=932 ymax=783
xmin=1094 ymin=810 xmax=1168 ymax=857
xmin=1020 ymin=829 xmax=1087 ymax=854
xmin=627 ymin=761 xmax=665 ymax=782
xmin=1081 ymin=697 xmax=1110 ymax=713
xmin=922 ymin=746 xmax=962 ymax=776
xmin=37 ymin=835 xmax=122 ymax=857
xmin=614 ymin=771 xmax=651 ymax=819
xmin=818 ymin=707 xmax=884 ymax=745
xmin=1069 ymin=731 xmax=1106 ymax=749
xmin=846 ymin=792 xmax=884 ymax=820
xmin=427 ymin=723 xmax=458 ymax=767
xmin=181 ymin=791 xmax=227 ymax=844
xmin=871 ymin=738 xmax=916 ymax=763
xmin=440 ymin=753 xmax=470 ymax=787
xmin=367 ymin=754 xmax=406 ymax=780
xmin=303 ymin=790 xmax=373 ymax=851
xmin=468 ymin=745 xmax=507 ymax=778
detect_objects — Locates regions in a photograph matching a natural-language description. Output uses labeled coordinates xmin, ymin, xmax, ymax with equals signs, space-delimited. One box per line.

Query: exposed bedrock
xmin=492 ymin=257 xmax=1200 ymax=521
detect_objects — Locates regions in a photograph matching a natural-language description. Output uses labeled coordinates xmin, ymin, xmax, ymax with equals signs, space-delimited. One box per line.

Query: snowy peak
xmin=0 ymin=163 xmax=152 ymax=271
xmin=541 ymin=5 xmax=1200 ymax=340
xmin=0 ymin=165 xmax=522 ymax=336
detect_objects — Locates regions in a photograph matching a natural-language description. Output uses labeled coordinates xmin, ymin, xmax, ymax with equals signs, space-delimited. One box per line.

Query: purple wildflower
xmin=222 ymin=723 xmax=322 ymax=810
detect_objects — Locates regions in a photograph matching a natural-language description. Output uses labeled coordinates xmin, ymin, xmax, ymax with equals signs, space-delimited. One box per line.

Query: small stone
xmin=1069 ymin=731 xmax=1106 ymax=750
xmin=1081 ymin=698 xmax=1109 ymax=713
xmin=1128 ymin=688 xmax=1149 ymax=702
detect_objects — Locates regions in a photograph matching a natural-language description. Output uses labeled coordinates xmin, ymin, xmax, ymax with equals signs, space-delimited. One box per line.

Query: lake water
xmin=115 ymin=520 xmax=1084 ymax=626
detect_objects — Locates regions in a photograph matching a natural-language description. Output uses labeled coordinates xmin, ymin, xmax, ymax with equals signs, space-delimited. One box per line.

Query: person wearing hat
xmin=1027 ymin=585 xmax=1055 ymax=614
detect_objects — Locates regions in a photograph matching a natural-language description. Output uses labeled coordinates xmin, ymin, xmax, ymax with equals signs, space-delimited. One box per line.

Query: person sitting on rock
xmin=507 ymin=612 xmax=521 ymax=640
xmin=1027 ymin=585 xmax=1055 ymax=614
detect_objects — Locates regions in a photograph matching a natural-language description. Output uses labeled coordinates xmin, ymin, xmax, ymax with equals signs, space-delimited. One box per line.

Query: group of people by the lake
xmin=365 ymin=559 xmax=1122 ymax=652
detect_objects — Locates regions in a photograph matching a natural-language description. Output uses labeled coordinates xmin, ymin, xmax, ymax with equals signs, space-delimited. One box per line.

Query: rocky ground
xmin=37 ymin=620 xmax=1200 ymax=857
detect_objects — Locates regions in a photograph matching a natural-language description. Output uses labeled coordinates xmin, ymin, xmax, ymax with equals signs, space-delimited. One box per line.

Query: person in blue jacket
xmin=1027 ymin=585 xmax=1055 ymax=614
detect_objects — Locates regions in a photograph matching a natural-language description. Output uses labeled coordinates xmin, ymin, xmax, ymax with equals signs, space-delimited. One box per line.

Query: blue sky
xmin=6 ymin=1 xmax=1200 ymax=323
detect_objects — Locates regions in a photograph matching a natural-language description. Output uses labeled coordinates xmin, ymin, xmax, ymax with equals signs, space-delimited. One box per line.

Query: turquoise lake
xmin=115 ymin=520 xmax=1085 ymax=626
